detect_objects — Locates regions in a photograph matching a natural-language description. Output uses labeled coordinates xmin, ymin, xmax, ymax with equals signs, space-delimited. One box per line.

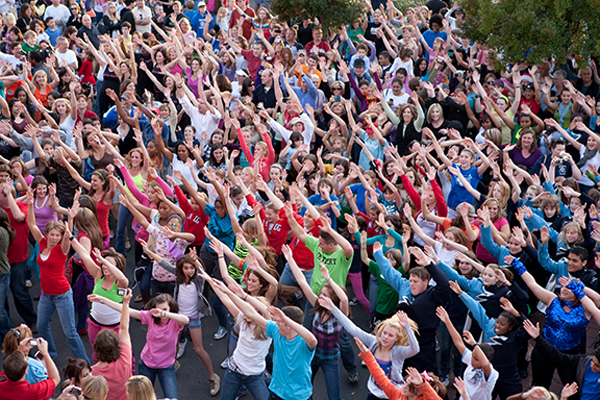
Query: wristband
xmin=566 ymin=280 xmax=586 ymax=300
xmin=510 ymin=258 xmax=527 ymax=276
xmin=69 ymin=235 xmax=76 ymax=241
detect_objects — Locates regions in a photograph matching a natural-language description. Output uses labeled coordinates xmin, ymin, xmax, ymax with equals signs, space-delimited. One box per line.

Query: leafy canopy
xmin=271 ymin=0 xmax=367 ymax=30
xmin=460 ymin=0 xmax=600 ymax=64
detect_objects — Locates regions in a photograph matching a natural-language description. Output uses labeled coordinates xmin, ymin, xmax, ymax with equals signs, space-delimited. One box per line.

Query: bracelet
xmin=161 ymin=310 xmax=167 ymax=318
xmin=69 ymin=235 xmax=76 ymax=241
xmin=218 ymin=256 xmax=224 ymax=259
xmin=244 ymin=294 xmax=249 ymax=301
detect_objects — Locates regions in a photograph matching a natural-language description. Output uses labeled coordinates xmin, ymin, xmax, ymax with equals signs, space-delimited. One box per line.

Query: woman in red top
xmin=61 ymin=161 xmax=117 ymax=249
xmin=23 ymin=68 xmax=59 ymax=108
xmin=232 ymin=116 xmax=274 ymax=182
xmin=26 ymin=190 xmax=90 ymax=363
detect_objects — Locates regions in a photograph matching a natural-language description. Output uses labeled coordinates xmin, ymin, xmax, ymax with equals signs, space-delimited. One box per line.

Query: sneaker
xmin=348 ymin=371 xmax=359 ymax=384
xmin=77 ymin=327 xmax=88 ymax=336
xmin=220 ymin=357 xmax=229 ymax=369
xmin=438 ymin=375 xmax=449 ymax=386
xmin=209 ymin=375 xmax=221 ymax=396
xmin=25 ymin=280 xmax=32 ymax=288
xmin=177 ymin=338 xmax=188 ymax=359
xmin=349 ymin=298 xmax=358 ymax=306
xmin=213 ymin=326 xmax=228 ymax=340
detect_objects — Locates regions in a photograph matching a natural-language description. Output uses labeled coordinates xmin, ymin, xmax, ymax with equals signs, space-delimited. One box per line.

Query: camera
xmin=70 ymin=387 xmax=82 ymax=397
xmin=117 ymin=288 xmax=127 ymax=296
xmin=29 ymin=339 xmax=37 ymax=346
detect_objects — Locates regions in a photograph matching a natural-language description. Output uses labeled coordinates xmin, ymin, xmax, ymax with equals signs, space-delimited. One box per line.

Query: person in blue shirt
xmin=301 ymin=177 xmax=341 ymax=231
xmin=340 ymin=164 xmax=382 ymax=214
xmin=44 ymin=17 xmax=62 ymax=47
xmin=428 ymin=129 xmax=491 ymax=211
xmin=524 ymin=319 xmax=600 ymax=400
xmin=234 ymin=297 xmax=317 ymax=400
xmin=191 ymin=1 xmax=213 ymax=40
xmin=421 ymin=14 xmax=447 ymax=60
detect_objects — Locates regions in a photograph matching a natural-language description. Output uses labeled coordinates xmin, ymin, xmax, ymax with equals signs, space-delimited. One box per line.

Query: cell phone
xmin=334 ymin=95 xmax=341 ymax=102
xmin=33 ymin=350 xmax=43 ymax=360
xmin=70 ymin=387 xmax=82 ymax=397
xmin=29 ymin=339 xmax=37 ymax=346
xmin=117 ymin=288 xmax=127 ymax=296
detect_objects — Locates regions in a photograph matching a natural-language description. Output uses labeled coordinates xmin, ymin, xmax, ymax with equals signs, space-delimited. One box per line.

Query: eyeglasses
xmin=486 ymin=80 xmax=494 ymax=85
xmin=333 ymin=87 xmax=343 ymax=91
xmin=248 ymin=83 xmax=255 ymax=86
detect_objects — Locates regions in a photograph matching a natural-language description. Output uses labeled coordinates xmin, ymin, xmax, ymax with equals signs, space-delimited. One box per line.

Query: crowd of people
xmin=0 ymin=0 xmax=600 ymax=399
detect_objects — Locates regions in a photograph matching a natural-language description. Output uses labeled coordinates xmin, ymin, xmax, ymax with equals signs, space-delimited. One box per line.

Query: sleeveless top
xmin=125 ymin=171 xmax=145 ymax=198
xmin=91 ymin=276 xmax=123 ymax=326
xmin=38 ymin=238 xmax=70 ymax=295
xmin=91 ymin=150 xmax=115 ymax=171
xmin=34 ymin=196 xmax=57 ymax=234
xmin=34 ymin=84 xmax=52 ymax=107
xmin=95 ymin=194 xmax=111 ymax=238
xmin=543 ymin=296 xmax=588 ymax=351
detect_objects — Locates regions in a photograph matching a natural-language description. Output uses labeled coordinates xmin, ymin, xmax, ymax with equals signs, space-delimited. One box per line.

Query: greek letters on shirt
xmin=266 ymin=221 xmax=283 ymax=235
xmin=188 ymin=214 xmax=202 ymax=225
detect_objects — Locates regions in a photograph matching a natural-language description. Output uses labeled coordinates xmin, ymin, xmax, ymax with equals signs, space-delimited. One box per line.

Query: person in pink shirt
xmin=233 ymin=116 xmax=274 ymax=182
xmin=93 ymin=291 xmax=189 ymax=399
xmin=88 ymin=288 xmax=134 ymax=400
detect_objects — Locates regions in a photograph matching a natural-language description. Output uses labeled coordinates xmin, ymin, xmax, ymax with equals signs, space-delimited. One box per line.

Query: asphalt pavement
xmin=3 ymin=232 xmax=373 ymax=400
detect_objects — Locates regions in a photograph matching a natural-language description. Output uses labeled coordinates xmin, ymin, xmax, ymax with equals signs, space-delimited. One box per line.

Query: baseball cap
xmin=290 ymin=117 xmax=303 ymax=126
xmin=198 ymin=1 xmax=206 ymax=6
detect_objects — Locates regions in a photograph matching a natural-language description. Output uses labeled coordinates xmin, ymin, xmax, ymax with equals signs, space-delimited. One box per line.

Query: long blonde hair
xmin=373 ymin=313 xmax=418 ymax=347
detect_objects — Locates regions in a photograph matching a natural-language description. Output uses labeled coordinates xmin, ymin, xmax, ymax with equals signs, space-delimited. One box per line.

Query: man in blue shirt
xmin=422 ymin=14 xmax=447 ymax=60
xmin=191 ymin=1 xmax=212 ymax=39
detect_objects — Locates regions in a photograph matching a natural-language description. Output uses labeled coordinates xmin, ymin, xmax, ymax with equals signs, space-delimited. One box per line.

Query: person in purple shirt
xmin=507 ymin=129 xmax=542 ymax=169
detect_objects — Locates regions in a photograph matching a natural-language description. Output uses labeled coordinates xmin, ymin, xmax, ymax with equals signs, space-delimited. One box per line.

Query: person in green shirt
xmin=360 ymin=232 xmax=408 ymax=324
xmin=285 ymin=203 xmax=353 ymax=295
xmin=22 ymin=31 xmax=41 ymax=53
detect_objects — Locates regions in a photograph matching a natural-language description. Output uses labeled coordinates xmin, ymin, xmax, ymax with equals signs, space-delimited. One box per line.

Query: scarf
xmin=555 ymin=102 xmax=572 ymax=128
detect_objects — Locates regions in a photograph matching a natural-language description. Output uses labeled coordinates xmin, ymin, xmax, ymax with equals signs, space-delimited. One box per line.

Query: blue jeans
xmin=0 ymin=272 xmax=10 ymax=340
xmin=9 ymin=261 xmax=37 ymax=326
xmin=138 ymin=359 xmax=178 ymax=399
xmin=115 ymin=204 xmax=131 ymax=257
xmin=37 ymin=288 xmax=89 ymax=362
xmin=279 ymin=263 xmax=314 ymax=288
xmin=312 ymin=357 xmax=343 ymax=400
xmin=338 ymin=329 xmax=356 ymax=374
xmin=221 ymin=368 xmax=270 ymax=400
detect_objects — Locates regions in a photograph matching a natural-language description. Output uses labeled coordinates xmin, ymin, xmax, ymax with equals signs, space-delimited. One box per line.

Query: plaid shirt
xmin=312 ymin=311 xmax=343 ymax=361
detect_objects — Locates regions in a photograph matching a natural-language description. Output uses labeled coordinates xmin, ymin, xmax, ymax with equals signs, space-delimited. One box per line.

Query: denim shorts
xmin=187 ymin=314 xmax=201 ymax=329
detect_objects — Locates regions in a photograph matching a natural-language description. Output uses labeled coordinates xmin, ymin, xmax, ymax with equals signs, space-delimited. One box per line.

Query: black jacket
xmin=534 ymin=335 xmax=594 ymax=400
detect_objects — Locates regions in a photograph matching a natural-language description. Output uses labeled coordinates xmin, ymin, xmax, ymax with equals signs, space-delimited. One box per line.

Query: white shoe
xmin=176 ymin=338 xmax=188 ymax=359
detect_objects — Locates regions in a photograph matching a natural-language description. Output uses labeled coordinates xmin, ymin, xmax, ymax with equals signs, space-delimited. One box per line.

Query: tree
xmin=460 ymin=0 xmax=600 ymax=65
xmin=271 ymin=0 xmax=367 ymax=30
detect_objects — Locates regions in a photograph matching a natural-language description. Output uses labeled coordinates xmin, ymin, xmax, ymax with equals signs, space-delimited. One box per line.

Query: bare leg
xmin=189 ymin=326 xmax=216 ymax=378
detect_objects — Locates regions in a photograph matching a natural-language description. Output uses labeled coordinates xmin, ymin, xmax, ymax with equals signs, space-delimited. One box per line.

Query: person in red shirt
xmin=235 ymin=173 xmax=302 ymax=275
xmin=74 ymin=93 xmax=98 ymax=125
xmin=167 ymin=174 xmax=210 ymax=254
xmin=26 ymin=191 xmax=89 ymax=362
xmin=0 ymin=184 xmax=37 ymax=328
xmin=0 ymin=338 xmax=59 ymax=400
xmin=304 ymin=26 xmax=331 ymax=56
xmin=280 ymin=185 xmax=323 ymax=288
xmin=226 ymin=29 xmax=275 ymax=80
xmin=228 ymin=0 xmax=255 ymax=40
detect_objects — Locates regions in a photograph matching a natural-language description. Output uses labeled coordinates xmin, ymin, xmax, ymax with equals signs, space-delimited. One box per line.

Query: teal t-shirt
xmin=266 ymin=321 xmax=315 ymax=400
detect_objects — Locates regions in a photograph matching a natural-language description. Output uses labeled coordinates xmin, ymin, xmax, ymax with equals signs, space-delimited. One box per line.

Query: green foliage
xmin=460 ymin=0 xmax=600 ymax=65
xmin=390 ymin=0 xmax=421 ymax=11
xmin=271 ymin=0 xmax=367 ymax=30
